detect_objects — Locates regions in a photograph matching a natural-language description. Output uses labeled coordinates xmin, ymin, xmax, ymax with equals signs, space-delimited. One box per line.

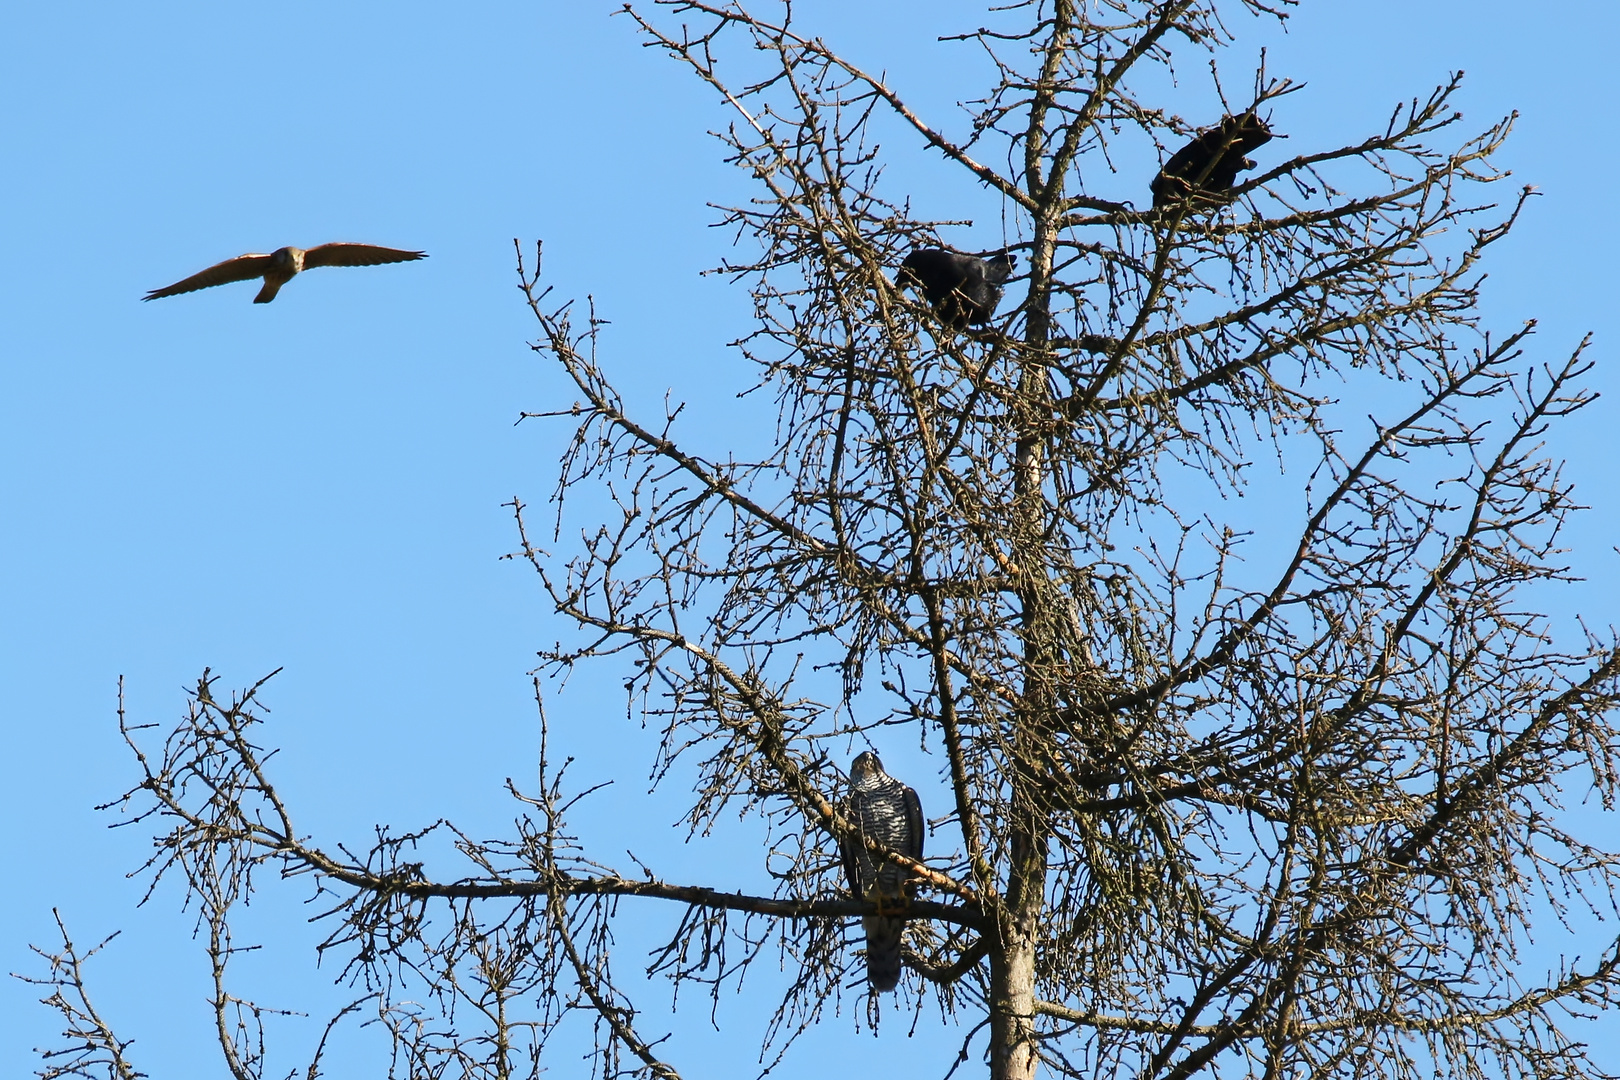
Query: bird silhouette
xmin=144 ymin=244 xmax=427 ymax=304
xmin=898 ymin=248 xmax=1016 ymax=328
xmin=1151 ymin=114 xmax=1274 ymax=209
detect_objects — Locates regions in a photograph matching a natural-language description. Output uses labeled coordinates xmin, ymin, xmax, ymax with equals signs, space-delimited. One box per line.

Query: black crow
xmin=1151 ymin=114 xmax=1274 ymax=209
xmin=898 ymin=248 xmax=1016 ymax=328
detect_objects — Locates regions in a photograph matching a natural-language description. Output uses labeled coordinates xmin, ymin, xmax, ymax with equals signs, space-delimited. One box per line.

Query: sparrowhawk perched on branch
xmin=841 ymin=751 xmax=924 ymax=992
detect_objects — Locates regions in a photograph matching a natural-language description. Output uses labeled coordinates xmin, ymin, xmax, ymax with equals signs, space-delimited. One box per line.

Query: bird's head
xmin=269 ymin=247 xmax=305 ymax=270
xmin=1222 ymin=112 xmax=1273 ymax=152
xmin=851 ymin=751 xmax=884 ymax=783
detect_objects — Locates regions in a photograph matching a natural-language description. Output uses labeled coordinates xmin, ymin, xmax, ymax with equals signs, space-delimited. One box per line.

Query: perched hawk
xmin=899 ymin=248 xmax=1017 ymax=328
xmin=1151 ymin=113 xmax=1274 ymax=208
xmin=841 ymin=751 xmax=924 ymax=992
xmin=144 ymin=244 xmax=427 ymax=304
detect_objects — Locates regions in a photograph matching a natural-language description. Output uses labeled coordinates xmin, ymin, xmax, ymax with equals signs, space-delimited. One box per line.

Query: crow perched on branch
xmin=1151 ymin=113 xmax=1274 ymax=209
xmin=898 ymin=247 xmax=1017 ymax=328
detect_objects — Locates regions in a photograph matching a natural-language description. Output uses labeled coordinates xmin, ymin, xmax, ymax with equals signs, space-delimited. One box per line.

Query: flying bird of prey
xmin=841 ymin=751 xmax=924 ymax=993
xmin=1151 ymin=113 xmax=1274 ymax=209
xmin=899 ymin=247 xmax=1016 ymax=328
xmin=143 ymin=244 xmax=428 ymax=304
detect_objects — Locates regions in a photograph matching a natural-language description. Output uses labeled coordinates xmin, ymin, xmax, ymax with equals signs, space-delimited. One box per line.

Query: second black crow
xmin=1151 ymin=114 xmax=1274 ymax=209
xmin=898 ymin=248 xmax=1016 ymax=328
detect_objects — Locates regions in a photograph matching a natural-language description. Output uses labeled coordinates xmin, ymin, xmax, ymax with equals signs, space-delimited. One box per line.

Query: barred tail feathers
xmin=862 ymin=914 xmax=905 ymax=992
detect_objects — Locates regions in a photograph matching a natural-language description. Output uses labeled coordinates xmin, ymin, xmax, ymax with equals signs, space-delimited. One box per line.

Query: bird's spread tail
xmin=863 ymin=915 xmax=905 ymax=992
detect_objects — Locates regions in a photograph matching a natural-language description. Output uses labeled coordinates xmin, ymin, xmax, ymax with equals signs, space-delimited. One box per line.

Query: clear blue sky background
xmin=2 ymin=2 xmax=1616 ymax=1077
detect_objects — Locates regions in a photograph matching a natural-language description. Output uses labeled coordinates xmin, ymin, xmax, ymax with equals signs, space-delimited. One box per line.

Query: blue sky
xmin=3 ymin=2 xmax=1617 ymax=1077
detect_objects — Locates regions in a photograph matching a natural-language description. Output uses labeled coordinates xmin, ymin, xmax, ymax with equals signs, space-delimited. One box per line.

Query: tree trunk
xmin=990 ymin=820 xmax=1046 ymax=1080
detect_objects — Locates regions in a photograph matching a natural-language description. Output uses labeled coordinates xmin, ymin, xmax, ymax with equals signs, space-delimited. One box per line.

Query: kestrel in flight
xmin=143 ymin=243 xmax=428 ymax=304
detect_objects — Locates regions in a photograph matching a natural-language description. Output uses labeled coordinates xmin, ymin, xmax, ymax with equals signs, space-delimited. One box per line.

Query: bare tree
xmin=24 ymin=3 xmax=1620 ymax=1079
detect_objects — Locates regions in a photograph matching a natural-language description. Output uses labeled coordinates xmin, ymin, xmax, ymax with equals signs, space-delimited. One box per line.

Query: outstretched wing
xmin=143 ymin=254 xmax=273 ymax=300
xmin=302 ymin=243 xmax=427 ymax=269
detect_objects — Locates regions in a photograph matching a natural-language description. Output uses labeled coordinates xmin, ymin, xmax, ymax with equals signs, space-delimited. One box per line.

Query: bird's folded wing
xmin=303 ymin=243 xmax=427 ymax=268
xmin=143 ymin=254 xmax=273 ymax=300
xmin=839 ymin=815 xmax=865 ymax=893
xmin=904 ymin=787 xmax=924 ymax=861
